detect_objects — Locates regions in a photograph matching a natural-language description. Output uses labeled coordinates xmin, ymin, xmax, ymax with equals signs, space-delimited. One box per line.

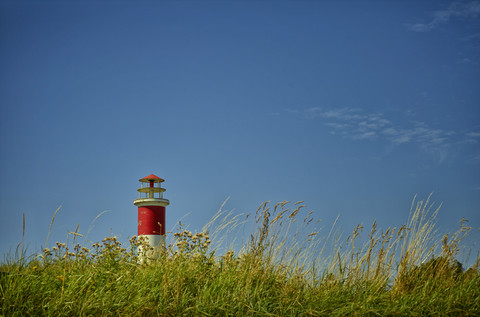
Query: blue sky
xmin=1 ymin=0 xmax=479 ymax=264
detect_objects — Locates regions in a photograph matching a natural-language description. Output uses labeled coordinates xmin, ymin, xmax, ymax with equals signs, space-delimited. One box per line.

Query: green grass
xmin=1 ymin=195 xmax=479 ymax=316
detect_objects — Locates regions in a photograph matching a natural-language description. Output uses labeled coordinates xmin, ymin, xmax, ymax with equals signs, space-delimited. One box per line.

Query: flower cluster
xmin=173 ymin=230 xmax=212 ymax=260
xmin=41 ymin=236 xmax=133 ymax=265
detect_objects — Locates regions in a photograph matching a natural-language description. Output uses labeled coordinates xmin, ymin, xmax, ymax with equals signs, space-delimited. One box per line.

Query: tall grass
xmin=1 ymin=195 xmax=479 ymax=316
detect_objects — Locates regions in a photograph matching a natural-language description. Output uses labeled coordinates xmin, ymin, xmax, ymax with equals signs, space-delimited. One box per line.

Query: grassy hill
xmin=1 ymin=196 xmax=479 ymax=316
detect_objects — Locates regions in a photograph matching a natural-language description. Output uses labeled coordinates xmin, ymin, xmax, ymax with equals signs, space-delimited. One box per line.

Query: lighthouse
xmin=133 ymin=174 xmax=170 ymax=257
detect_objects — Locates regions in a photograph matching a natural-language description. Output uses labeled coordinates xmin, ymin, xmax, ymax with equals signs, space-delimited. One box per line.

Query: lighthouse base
xmin=138 ymin=234 xmax=166 ymax=262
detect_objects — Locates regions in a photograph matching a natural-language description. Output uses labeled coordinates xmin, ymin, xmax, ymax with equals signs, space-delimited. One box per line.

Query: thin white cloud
xmin=304 ymin=107 xmax=323 ymax=119
xmin=466 ymin=132 xmax=480 ymax=138
xmin=406 ymin=1 xmax=480 ymax=32
xmin=324 ymin=122 xmax=352 ymax=130
xmin=289 ymin=107 xmax=479 ymax=165
xmin=382 ymin=127 xmax=398 ymax=136
xmin=353 ymin=131 xmax=377 ymax=140
xmin=462 ymin=131 xmax=480 ymax=144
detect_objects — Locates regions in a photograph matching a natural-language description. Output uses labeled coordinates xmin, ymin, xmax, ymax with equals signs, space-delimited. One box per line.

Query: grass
xmin=1 ymin=195 xmax=479 ymax=316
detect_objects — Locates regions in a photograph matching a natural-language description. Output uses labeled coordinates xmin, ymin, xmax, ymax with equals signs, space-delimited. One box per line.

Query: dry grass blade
xmin=83 ymin=210 xmax=110 ymax=245
xmin=20 ymin=213 xmax=25 ymax=261
xmin=44 ymin=205 xmax=62 ymax=249
xmin=72 ymin=223 xmax=81 ymax=245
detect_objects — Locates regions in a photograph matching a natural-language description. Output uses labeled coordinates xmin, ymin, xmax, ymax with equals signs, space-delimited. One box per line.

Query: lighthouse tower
xmin=133 ymin=174 xmax=170 ymax=256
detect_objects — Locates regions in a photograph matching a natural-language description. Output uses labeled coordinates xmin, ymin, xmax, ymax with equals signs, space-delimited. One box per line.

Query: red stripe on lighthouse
xmin=138 ymin=206 xmax=166 ymax=235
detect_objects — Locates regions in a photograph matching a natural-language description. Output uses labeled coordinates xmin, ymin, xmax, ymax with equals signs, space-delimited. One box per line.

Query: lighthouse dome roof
xmin=139 ymin=174 xmax=165 ymax=183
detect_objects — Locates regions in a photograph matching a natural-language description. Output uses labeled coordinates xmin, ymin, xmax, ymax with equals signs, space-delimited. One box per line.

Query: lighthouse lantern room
xmin=133 ymin=174 xmax=170 ymax=256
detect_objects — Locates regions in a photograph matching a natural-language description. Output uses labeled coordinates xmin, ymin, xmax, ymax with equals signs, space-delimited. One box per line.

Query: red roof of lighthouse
xmin=139 ymin=174 xmax=165 ymax=183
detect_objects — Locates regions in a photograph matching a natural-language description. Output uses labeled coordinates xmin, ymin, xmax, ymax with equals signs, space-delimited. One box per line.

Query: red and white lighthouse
xmin=133 ymin=174 xmax=170 ymax=253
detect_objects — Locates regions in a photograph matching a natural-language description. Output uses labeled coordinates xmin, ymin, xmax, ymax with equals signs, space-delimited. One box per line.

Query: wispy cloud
xmin=290 ymin=107 xmax=479 ymax=164
xmin=463 ymin=132 xmax=480 ymax=144
xmin=406 ymin=1 xmax=480 ymax=32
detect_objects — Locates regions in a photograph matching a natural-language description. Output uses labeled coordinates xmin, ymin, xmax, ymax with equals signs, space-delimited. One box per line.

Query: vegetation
xmin=1 ymin=195 xmax=479 ymax=316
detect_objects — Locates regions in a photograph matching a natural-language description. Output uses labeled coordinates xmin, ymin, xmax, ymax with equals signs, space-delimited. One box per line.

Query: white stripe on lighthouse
xmin=138 ymin=235 xmax=166 ymax=263
xmin=139 ymin=234 xmax=165 ymax=249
